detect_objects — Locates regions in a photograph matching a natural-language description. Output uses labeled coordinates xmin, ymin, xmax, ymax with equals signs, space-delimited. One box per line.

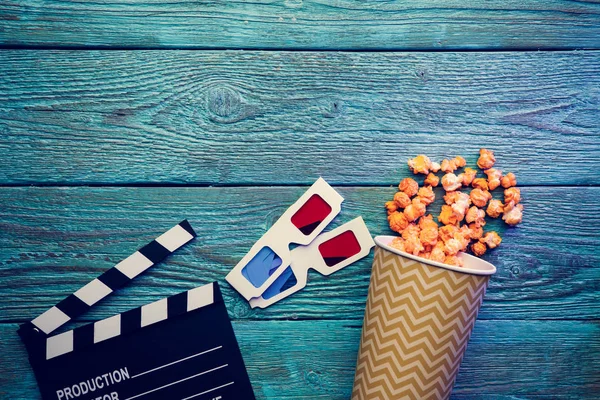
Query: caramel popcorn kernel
xmin=439 ymin=205 xmax=459 ymax=226
xmin=385 ymin=200 xmax=398 ymax=215
xmin=472 ymin=178 xmax=489 ymax=191
xmin=439 ymin=224 xmax=459 ymax=242
xmin=501 ymin=172 xmax=517 ymax=188
xmin=393 ymin=191 xmax=412 ymax=209
xmin=480 ymin=231 xmax=502 ymax=249
xmin=399 ymin=178 xmax=419 ymax=198
xmin=441 ymin=159 xmax=458 ymax=173
xmin=466 ymin=206 xmax=486 ymax=225
xmin=504 ymin=187 xmax=521 ymax=206
xmin=471 ymin=241 xmax=487 ymax=256
xmin=460 ymin=167 xmax=477 ymax=186
xmin=417 ymin=185 xmax=436 ymax=205
xmin=486 ymin=199 xmax=504 ymax=218
xmin=485 ymin=168 xmax=502 ymax=191
xmin=424 ymin=172 xmax=440 ymax=187
xmin=477 ymin=148 xmax=496 ymax=170
xmin=408 ymin=155 xmax=433 ymax=175
xmin=503 ymin=202 xmax=523 ymax=226
xmin=442 ymin=173 xmax=462 ymax=191
xmin=402 ymin=223 xmax=421 ymax=241
xmin=388 ymin=211 xmax=409 ymax=233
xmin=454 ymin=156 xmax=467 ymax=168
xmin=470 ymin=188 xmax=492 ymax=208
xmin=468 ymin=222 xmax=484 ymax=240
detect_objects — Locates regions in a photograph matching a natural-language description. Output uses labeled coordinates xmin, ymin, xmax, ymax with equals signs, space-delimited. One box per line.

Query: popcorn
xmin=439 ymin=205 xmax=459 ymax=226
xmin=444 ymin=255 xmax=464 ymax=267
xmin=450 ymin=192 xmax=471 ymax=221
xmin=385 ymin=200 xmax=398 ymax=215
xmin=399 ymin=178 xmax=419 ymax=197
xmin=501 ymin=172 xmax=517 ymax=188
xmin=388 ymin=211 xmax=409 ymax=233
xmin=404 ymin=235 xmax=425 ymax=256
xmin=404 ymin=197 xmax=427 ymax=222
xmin=386 ymin=150 xmax=523 ymax=267
xmin=471 ymin=241 xmax=487 ymax=256
xmin=402 ymin=223 xmax=420 ymax=240
xmin=442 ymin=173 xmax=462 ymax=191
xmin=454 ymin=156 xmax=467 ymax=168
xmin=439 ymin=225 xmax=459 ymax=242
xmin=419 ymin=227 xmax=439 ymax=247
xmin=424 ymin=173 xmax=440 ymax=187
xmin=470 ymin=188 xmax=492 ymax=208
xmin=459 ymin=167 xmax=477 ymax=186
xmin=486 ymin=199 xmax=504 ymax=218
xmin=394 ymin=191 xmax=412 ymax=209
xmin=453 ymin=231 xmax=471 ymax=251
xmin=503 ymin=202 xmax=523 ymax=226
xmin=430 ymin=242 xmax=446 ymax=262
xmin=480 ymin=231 xmax=502 ymax=249
xmin=417 ymin=185 xmax=435 ymax=205
xmin=444 ymin=191 xmax=461 ymax=205
xmin=477 ymin=148 xmax=496 ymax=170
xmin=408 ymin=155 xmax=433 ymax=175
xmin=466 ymin=206 xmax=486 ymax=225
xmin=485 ymin=168 xmax=502 ymax=190
xmin=441 ymin=159 xmax=458 ymax=173
xmin=390 ymin=237 xmax=407 ymax=252
xmin=472 ymin=178 xmax=489 ymax=191
xmin=468 ymin=223 xmax=484 ymax=240
xmin=419 ymin=214 xmax=439 ymax=230
xmin=504 ymin=187 xmax=521 ymax=206
xmin=444 ymin=238 xmax=462 ymax=256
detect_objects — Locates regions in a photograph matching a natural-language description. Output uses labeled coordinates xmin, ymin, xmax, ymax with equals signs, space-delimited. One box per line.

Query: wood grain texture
xmin=1 ymin=50 xmax=599 ymax=185
xmin=1 ymin=0 xmax=600 ymax=50
xmin=0 ymin=320 xmax=598 ymax=399
xmin=1 ymin=186 xmax=597 ymax=322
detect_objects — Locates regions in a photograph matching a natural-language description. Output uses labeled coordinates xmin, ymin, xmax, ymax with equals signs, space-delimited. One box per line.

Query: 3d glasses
xmin=226 ymin=178 xmax=374 ymax=307
xmin=249 ymin=217 xmax=375 ymax=309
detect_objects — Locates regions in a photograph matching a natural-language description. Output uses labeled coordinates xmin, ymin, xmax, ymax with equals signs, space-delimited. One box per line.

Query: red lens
xmin=291 ymin=194 xmax=332 ymax=236
xmin=318 ymin=230 xmax=361 ymax=267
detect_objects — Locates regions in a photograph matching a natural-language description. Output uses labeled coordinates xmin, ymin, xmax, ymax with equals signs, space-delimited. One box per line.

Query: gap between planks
xmin=0 ymin=183 xmax=598 ymax=188
xmin=1 ymin=45 xmax=598 ymax=52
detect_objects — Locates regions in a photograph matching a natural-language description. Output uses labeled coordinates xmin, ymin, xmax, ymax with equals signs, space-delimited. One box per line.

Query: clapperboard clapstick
xmin=19 ymin=221 xmax=256 ymax=400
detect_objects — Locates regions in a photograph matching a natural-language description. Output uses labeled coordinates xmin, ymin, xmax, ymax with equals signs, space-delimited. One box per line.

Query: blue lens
xmin=262 ymin=266 xmax=298 ymax=300
xmin=241 ymin=246 xmax=283 ymax=288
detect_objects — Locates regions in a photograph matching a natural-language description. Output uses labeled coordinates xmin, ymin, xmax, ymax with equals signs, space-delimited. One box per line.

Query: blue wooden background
xmin=1 ymin=2 xmax=599 ymax=399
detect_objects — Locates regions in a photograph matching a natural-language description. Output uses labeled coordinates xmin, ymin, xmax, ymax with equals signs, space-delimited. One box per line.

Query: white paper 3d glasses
xmin=226 ymin=178 xmax=375 ymax=307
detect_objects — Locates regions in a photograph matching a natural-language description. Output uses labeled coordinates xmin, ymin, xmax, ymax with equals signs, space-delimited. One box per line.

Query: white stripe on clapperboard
xmin=124 ymin=364 xmax=228 ymax=400
xmin=123 ymin=345 xmax=230 ymax=400
xmin=31 ymin=222 xmax=195 ymax=335
xmin=46 ymin=283 xmax=214 ymax=360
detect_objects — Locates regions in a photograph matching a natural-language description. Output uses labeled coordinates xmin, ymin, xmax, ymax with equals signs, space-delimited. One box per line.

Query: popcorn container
xmin=352 ymin=236 xmax=496 ymax=400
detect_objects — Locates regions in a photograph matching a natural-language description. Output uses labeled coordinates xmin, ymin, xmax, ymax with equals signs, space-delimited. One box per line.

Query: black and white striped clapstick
xmin=19 ymin=220 xmax=196 ymax=340
xmin=44 ymin=282 xmax=216 ymax=360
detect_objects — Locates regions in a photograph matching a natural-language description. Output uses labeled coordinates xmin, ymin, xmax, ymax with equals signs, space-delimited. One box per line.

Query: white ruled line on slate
xmin=131 ymin=346 xmax=223 ymax=379
xmin=181 ymin=382 xmax=235 ymax=400
xmin=124 ymin=364 xmax=228 ymax=400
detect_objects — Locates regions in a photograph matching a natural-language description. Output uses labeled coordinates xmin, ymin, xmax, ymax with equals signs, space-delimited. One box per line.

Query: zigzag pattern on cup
xmin=352 ymin=247 xmax=489 ymax=400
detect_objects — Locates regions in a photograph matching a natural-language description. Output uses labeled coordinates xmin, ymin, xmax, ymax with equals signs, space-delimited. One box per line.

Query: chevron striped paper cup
xmin=352 ymin=235 xmax=496 ymax=400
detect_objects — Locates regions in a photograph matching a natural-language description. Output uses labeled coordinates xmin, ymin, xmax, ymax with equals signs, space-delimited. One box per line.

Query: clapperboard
xmin=18 ymin=220 xmax=256 ymax=400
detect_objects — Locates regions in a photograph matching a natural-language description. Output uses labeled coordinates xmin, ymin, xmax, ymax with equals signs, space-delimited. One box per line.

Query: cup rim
xmin=375 ymin=235 xmax=497 ymax=276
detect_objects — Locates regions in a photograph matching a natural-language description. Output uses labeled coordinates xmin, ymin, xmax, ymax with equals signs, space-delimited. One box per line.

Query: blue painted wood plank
xmin=0 ymin=186 xmax=597 ymax=322
xmin=0 ymin=0 xmax=599 ymax=50
xmin=0 ymin=50 xmax=598 ymax=186
xmin=0 ymin=320 xmax=598 ymax=399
